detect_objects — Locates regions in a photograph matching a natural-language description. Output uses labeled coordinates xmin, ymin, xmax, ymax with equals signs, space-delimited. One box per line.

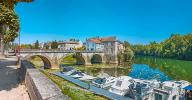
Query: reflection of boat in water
xmin=109 ymin=76 xmax=134 ymax=96
xmin=92 ymin=73 xmax=117 ymax=88
xmin=70 ymin=71 xmax=84 ymax=78
xmin=61 ymin=66 xmax=76 ymax=75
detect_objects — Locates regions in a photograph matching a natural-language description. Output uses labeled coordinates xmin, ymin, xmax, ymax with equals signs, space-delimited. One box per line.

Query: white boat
xmin=79 ymin=74 xmax=96 ymax=81
xmin=133 ymin=79 xmax=160 ymax=100
xmin=152 ymin=81 xmax=182 ymax=100
xmin=92 ymin=76 xmax=117 ymax=88
xmin=109 ymin=76 xmax=134 ymax=96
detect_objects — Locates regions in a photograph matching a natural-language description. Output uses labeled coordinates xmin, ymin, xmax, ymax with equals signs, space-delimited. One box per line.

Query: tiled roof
xmin=87 ymin=36 xmax=117 ymax=43
xmin=88 ymin=38 xmax=102 ymax=44
xmin=58 ymin=41 xmax=79 ymax=44
xmin=101 ymin=36 xmax=116 ymax=42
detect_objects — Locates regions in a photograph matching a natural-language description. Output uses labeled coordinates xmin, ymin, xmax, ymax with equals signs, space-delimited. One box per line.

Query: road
xmin=0 ymin=56 xmax=30 ymax=100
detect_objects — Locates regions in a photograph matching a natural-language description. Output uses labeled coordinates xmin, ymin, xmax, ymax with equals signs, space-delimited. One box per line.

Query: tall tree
xmin=34 ymin=40 xmax=39 ymax=49
xmin=51 ymin=40 xmax=58 ymax=49
xmin=0 ymin=0 xmax=33 ymax=55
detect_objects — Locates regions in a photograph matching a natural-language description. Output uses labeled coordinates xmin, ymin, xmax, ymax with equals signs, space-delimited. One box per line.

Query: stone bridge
xmin=18 ymin=50 xmax=106 ymax=69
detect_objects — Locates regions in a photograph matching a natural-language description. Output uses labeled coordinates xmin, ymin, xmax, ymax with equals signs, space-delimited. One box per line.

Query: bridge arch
xmin=75 ymin=54 xmax=86 ymax=65
xmin=25 ymin=54 xmax=53 ymax=69
xmin=58 ymin=54 xmax=86 ymax=65
xmin=91 ymin=54 xmax=103 ymax=64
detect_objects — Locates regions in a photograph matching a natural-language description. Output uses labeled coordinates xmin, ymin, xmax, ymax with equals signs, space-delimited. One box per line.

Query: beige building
xmin=58 ymin=41 xmax=83 ymax=50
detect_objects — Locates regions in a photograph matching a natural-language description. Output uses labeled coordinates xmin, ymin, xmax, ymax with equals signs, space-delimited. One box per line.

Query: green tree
xmin=43 ymin=43 xmax=49 ymax=49
xmin=123 ymin=47 xmax=134 ymax=62
xmin=34 ymin=40 xmax=39 ymax=49
xmin=132 ymin=33 xmax=192 ymax=61
xmin=51 ymin=40 xmax=58 ymax=49
xmin=117 ymin=51 xmax=123 ymax=65
xmin=0 ymin=0 xmax=33 ymax=55
xmin=123 ymin=41 xmax=131 ymax=48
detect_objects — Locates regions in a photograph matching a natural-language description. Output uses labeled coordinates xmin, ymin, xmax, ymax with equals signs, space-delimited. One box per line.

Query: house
xmin=58 ymin=40 xmax=82 ymax=50
xmin=85 ymin=37 xmax=104 ymax=51
xmin=86 ymin=36 xmax=124 ymax=63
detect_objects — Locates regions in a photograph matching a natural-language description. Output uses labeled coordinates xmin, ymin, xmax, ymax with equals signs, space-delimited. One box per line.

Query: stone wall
xmin=19 ymin=60 xmax=71 ymax=100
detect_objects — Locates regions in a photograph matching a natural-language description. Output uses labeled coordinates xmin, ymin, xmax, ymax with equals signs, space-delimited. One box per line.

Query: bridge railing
xmin=16 ymin=49 xmax=104 ymax=53
xmin=19 ymin=60 xmax=71 ymax=100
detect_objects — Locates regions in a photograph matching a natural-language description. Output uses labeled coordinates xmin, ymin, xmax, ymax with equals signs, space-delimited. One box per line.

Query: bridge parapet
xmin=19 ymin=49 xmax=104 ymax=53
xmin=19 ymin=60 xmax=71 ymax=100
xmin=15 ymin=50 xmax=117 ymax=69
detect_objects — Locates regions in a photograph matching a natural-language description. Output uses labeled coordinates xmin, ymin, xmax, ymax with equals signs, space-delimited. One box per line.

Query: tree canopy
xmin=51 ymin=40 xmax=58 ymax=49
xmin=132 ymin=34 xmax=192 ymax=61
xmin=0 ymin=8 xmax=19 ymax=43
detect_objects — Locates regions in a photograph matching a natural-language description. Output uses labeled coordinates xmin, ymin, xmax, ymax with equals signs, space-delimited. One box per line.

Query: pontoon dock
xmin=54 ymin=72 xmax=133 ymax=100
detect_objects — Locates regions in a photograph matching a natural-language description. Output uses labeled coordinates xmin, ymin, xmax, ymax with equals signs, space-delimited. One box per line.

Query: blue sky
xmin=15 ymin=0 xmax=192 ymax=44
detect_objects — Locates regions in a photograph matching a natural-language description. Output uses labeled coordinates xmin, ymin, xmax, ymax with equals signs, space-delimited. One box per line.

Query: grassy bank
xmin=40 ymin=69 xmax=107 ymax=100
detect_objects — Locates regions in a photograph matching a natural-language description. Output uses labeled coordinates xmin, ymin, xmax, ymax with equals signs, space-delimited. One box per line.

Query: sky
xmin=15 ymin=0 xmax=192 ymax=44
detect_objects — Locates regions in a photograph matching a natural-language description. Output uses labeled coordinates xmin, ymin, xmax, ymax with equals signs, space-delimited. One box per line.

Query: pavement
xmin=0 ymin=56 xmax=30 ymax=100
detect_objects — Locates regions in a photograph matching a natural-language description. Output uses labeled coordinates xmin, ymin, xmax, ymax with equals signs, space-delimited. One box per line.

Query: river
xmin=80 ymin=56 xmax=192 ymax=83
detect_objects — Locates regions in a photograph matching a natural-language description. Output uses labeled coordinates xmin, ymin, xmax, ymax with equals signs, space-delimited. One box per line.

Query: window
xmin=116 ymin=80 xmax=122 ymax=87
xmin=172 ymin=95 xmax=176 ymax=100
xmin=155 ymin=93 xmax=162 ymax=100
xmin=111 ymin=48 xmax=113 ymax=54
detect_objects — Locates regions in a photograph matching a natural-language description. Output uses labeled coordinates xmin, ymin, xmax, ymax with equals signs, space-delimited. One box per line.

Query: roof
xmin=183 ymin=85 xmax=192 ymax=90
xmin=88 ymin=38 xmax=102 ymax=44
xmin=58 ymin=41 xmax=79 ymax=44
xmin=101 ymin=36 xmax=116 ymax=42
xmin=87 ymin=36 xmax=117 ymax=43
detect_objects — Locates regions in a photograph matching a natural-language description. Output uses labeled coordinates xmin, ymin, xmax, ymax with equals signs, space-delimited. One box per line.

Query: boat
xmin=109 ymin=76 xmax=134 ymax=96
xmin=133 ymin=79 xmax=160 ymax=100
xmin=70 ymin=71 xmax=96 ymax=80
xmin=79 ymin=74 xmax=96 ymax=81
xmin=92 ymin=76 xmax=117 ymax=88
xmin=152 ymin=81 xmax=182 ymax=100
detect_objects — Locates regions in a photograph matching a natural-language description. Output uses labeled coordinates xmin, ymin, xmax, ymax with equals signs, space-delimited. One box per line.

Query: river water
xmin=81 ymin=56 xmax=192 ymax=83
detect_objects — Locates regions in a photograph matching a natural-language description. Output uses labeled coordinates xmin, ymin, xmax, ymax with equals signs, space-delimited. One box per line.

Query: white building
xmin=58 ymin=40 xmax=83 ymax=50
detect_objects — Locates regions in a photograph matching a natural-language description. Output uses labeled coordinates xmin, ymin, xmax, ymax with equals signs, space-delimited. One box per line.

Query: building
xmin=86 ymin=36 xmax=124 ymax=63
xmin=85 ymin=37 xmax=104 ymax=51
xmin=58 ymin=40 xmax=83 ymax=50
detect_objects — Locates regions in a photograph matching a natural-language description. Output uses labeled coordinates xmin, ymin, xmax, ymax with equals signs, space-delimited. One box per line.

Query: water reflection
xmin=79 ymin=56 xmax=192 ymax=83
xmin=134 ymin=56 xmax=192 ymax=83
xmin=129 ymin=64 xmax=171 ymax=82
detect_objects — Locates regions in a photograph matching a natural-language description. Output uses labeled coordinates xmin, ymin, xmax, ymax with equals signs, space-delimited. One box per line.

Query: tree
xmin=34 ymin=40 xmax=39 ymax=49
xmin=117 ymin=51 xmax=123 ymax=65
xmin=132 ymin=33 xmax=192 ymax=61
xmin=0 ymin=0 xmax=33 ymax=55
xmin=123 ymin=47 xmax=134 ymax=62
xmin=0 ymin=8 xmax=19 ymax=55
xmin=123 ymin=41 xmax=131 ymax=49
xmin=0 ymin=0 xmax=34 ymax=10
xmin=43 ymin=43 xmax=49 ymax=49
xmin=76 ymin=46 xmax=86 ymax=51
xmin=51 ymin=40 xmax=58 ymax=49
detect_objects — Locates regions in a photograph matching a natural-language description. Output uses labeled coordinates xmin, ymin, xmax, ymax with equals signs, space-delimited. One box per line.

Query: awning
xmin=183 ymin=85 xmax=192 ymax=90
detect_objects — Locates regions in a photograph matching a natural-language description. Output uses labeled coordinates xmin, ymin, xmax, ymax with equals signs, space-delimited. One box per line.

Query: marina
xmin=54 ymin=72 xmax=132 ymax=100
xmin=54 ymin=66 xmax=192 ymax=100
